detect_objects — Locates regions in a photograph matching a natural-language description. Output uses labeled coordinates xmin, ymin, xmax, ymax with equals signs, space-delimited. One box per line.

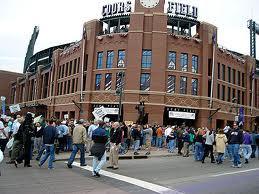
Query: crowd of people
xmin=1 ymin=113 xmax=259 ymax=177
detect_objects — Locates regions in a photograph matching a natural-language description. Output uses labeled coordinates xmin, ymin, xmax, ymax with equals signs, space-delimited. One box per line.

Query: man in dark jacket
xmin=132 ymin=125 xmax=141 ymax=155
xmin=107 ymin=122 xmax=122 ymax=170
xmin=90 ymin=121 xmax=108 ymax=177
xmin=229 ymin=122 xmax=243 ymax=168
xmin=39 ymin=119 xmax=58 ymax=169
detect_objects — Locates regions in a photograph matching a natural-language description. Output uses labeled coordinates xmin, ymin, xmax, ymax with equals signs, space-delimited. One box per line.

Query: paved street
xmin=1 ymin=154 xmax=259 ymax=194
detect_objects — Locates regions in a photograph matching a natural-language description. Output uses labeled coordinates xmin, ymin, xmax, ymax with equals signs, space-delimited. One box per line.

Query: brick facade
xmin=9 ymin=0 xmax=259 ymax=130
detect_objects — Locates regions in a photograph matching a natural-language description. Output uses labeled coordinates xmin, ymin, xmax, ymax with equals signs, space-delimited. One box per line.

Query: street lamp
xmin=116 ymin=71 xmax=125 ymax=122
xmin=229 ymin=98 xmax=239 ymax=122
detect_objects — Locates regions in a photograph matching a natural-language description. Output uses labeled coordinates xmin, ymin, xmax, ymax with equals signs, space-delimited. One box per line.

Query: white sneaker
xmin=237 ymin=164 xmax=242 ymax=168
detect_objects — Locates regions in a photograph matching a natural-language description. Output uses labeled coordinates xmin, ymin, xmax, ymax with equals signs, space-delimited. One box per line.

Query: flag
xmin=251 ymin=68 xmax=255 ymax=80
xmin=83 ymin=27 xmax=87 ymax=39
xmin=212 ymin=32 xmax=216 ymax=45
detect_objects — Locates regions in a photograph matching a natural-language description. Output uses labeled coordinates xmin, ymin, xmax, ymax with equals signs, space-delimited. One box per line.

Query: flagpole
xmin=251 ymin=68 xmax=255 ymax=115
xmin=209 ymin=33 xmax=216 ymax=109
xmin=80 ymin=27 xmax=86 ymax=103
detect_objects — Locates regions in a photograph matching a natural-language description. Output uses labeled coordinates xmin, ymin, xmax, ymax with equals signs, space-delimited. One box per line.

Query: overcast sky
xmin=0 ymin=0 xmax=258 ymax=73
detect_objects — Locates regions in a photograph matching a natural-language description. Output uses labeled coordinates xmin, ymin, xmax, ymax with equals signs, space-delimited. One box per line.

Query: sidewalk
xmin=55 ymin=148 xmax=179 ymax=161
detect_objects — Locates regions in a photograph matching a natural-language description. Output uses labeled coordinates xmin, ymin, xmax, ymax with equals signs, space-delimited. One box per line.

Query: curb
xmin=54 ymin=153 xmax=176 ymax=162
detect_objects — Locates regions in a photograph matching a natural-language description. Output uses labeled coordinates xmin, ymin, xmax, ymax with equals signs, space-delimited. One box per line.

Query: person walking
xmin=215 ymin=129 xmax=228 ymax=164
xmin=156 ymin=126 xmax=163 ymax=149
xmin=194 ymin=128 xmax=204 ymax=161
xmin=182 ymin=130 xmax=190 ymax=157
xmin=242 ymin=129 xmax=252 ymax=164
xmin=87 ymin=120 xmax=98 ymax=151
xmin=251 ymin=130 xmax=257 ymax=158
xmin=177 ymin=127 xmax=184 ymax=155
xmin=107 ymin=122 xmax=122 ymax=170
xmin=34 ymin=122 xmax=43 ymax=155
xmin=143 ymin=124 xmax=153 ymax=155
xmin=201 ymin=128 xmax=215 ymax=163
xmin=39 ymin=119 xmax=58 ymax=169
xmin=0 ymin=119 xmax=9 ymax=153
xmin=15 ymin=113 xmax=34 ymax=167
xmin=90 ymin=121 xmax=108 ymax=177
xmin=132 ymin=125 xmax=141 ymax=155
xmin=228 ymin=122 xmax=243 ymax=168
xmin=67 ymin=119 xmax=87 ymax=168
xmin=6 ymin=117 xmax=23 ymax=164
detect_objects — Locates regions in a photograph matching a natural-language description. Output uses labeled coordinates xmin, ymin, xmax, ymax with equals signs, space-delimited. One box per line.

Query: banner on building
xmin=169 ymin=111 xmax=196 ymax=120
xmin=94 ymin=107 xmax=119 ymax=115
xmin=92 ymin=106 xmax=107 ymax=120
xmin=9 ymin=104 xmax=21 ymax=113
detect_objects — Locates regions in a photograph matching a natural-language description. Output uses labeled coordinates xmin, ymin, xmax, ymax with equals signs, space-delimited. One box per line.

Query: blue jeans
xmin=40 ymin=144 xmax=55 ymax=169
xmin=168 ymin=139 xmax=175 ymax=152
xmin=230 ymin=144 xmax=241 ymax=166
xmin=36 ymin=144 xmax=46 ymax=160
xmin=66 ymin=136 xmax=73 ymax=151
xmin=242 ymin=144 xmax=252 ymax=160
xmin=134 ymin=140 xmax=140 ymax=152
xmin=194 ymin=142 xmax=204 ymax=161
xmin=152 ymin=136 xmax=157 ymax=146
xmin=156 ymin=137 xmax=162 ymax=148
xmin=93 ymin=151 xmax=106 ymax=174
xmin=217 ymin=153 xmax=224 ymax=163
xmin=223 ymin=144 xmax=233 ymax=160
xmin=68 ymin=144 xmax=85 ymax=165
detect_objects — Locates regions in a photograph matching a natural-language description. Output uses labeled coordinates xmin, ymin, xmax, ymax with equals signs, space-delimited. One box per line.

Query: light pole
xmin=116 ymin=71 xmax=125 ymax=122
xmin=229 ymin=98 xmax=239 ymax=122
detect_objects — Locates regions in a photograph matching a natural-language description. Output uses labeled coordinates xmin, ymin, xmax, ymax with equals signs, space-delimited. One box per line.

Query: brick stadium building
xmin=9 ymin=0 xmax=259 ymax=129
xmin=0 ymin=70 xmax=23 ymax=104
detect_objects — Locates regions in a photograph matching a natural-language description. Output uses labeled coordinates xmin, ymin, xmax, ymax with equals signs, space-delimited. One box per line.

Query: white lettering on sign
xmin=94 ymin=107 xmax=119 ymax=115
xmin=102 ymin=1 xmax=132 ymax=17
xmin=167 ymin=1 xmax=198 ymax=19
xmin=169 ymin=111 xmax=196 ymax=120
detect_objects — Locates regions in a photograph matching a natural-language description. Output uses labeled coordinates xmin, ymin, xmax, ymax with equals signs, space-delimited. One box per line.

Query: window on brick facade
xmin=141 ymin=50 xmax=152 ymax=68
xmin=218 ymin=63 xmax=220 ymax=79
xmin=167 ymin=75 xmax=176 ymax=93
xmin=140 ymin=73 xmax=150 ymax=91
xmin=180 ymin=53 xmax=188 ymax=72
xmin=221 ymin=85 xmax=225 ymax=101
xmin=118 ymin=50 xmax=126 ymax=68
xmin=106 ymin=51 xmax=114 ymax=68
xmin=238 ymin=71 xmax=241 ymax=86
xmin=105 ymin=73 xmax=112 ymax=90
xmin=222 ymin=64 xmax=225 ymax=81
xmin=96 ymin=52 xmax=103 ymax=69
xmin=217 ymin=84 xmax=220 ymax=99
xmin=67 ymin=80 xmax=71 ymax=94
xmin=227 ymin=87 xmax=231 ymax=102
xmin=228 ymin=66 xmax=231 ymax=83
xmin=180 ymin=76 xmax=187 ymax=94
xmin=168 ymin=51 xmax=176 ymax=70
xmin=71 ymin=79 xmax=75 ymax=93
xmin=95 ymin=74 xmax=102 ymax=90
xmin=192 ymin=55 xmax=198 ymax=73
xmin=232 ymin=69 xmax=236 ymax=84
xmin=232 ymin=88 xmax=236 ymax=99
xmin=192 ymin=78 xmax=198 ymax=95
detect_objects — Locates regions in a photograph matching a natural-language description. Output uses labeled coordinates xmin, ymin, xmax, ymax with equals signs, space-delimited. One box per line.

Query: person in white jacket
xmin=202 ymin=128 xmax=215 ymax=163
